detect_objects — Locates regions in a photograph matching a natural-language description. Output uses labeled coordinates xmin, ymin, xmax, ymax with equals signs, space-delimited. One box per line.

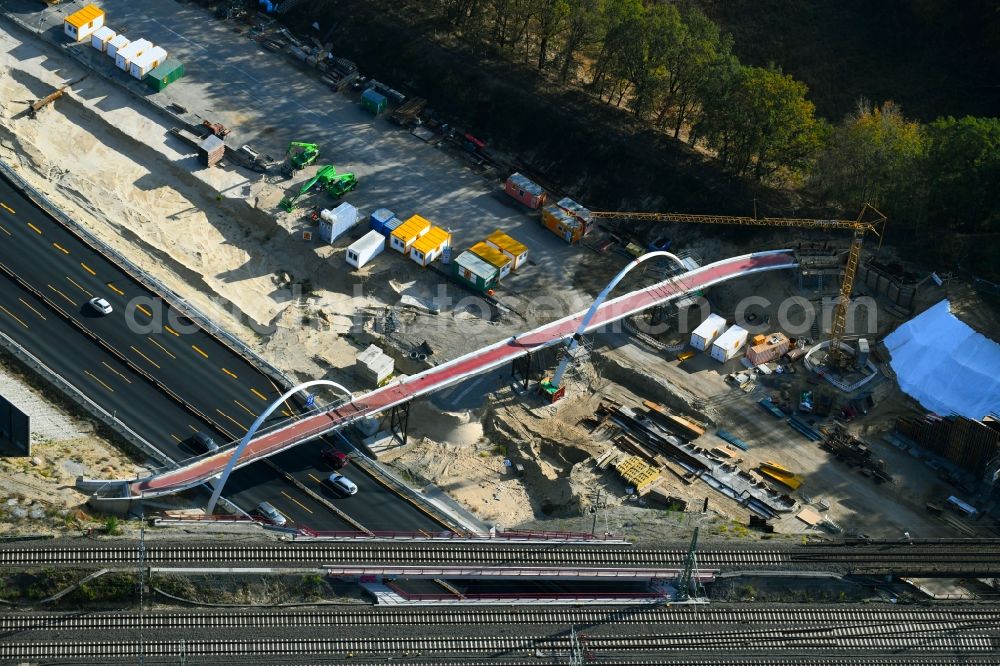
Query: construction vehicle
xmin=324 ymin=172 xmax=358 ymax=199
xmin=279 ymin=165 xmax=357 ymax=211
xmin=27 ymin=75 xmax=87 ymax=118
xmin=279 ymin=165 xmax=337 ymax=212
xmin=585 ymin=205 xmax=886 ymax=369
xmin=283 ymin=141 xmax=319 ymax=177
xmin=201 ymin=119 xmax=231 ymax=138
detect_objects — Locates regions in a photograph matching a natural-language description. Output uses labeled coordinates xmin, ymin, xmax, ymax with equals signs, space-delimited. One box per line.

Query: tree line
xmin=426 ymin=1 xmax=997 ymax=271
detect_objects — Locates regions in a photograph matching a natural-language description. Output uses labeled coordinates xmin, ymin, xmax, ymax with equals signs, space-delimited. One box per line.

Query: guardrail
xmin=0 ymin=329 xmax=170 ymax=467
xmin=295 ymin=528 xmax=625 ymax=542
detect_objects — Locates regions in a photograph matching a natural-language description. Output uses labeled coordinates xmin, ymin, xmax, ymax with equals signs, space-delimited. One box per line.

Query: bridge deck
xmin=131 ymin=250 xmax=797 ymax=497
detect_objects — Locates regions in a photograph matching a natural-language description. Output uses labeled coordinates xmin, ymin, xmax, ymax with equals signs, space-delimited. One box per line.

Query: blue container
xmin=383 ymin=216 xmax=403 ymax=235
xmin=370 ymin=207 xmax=395 ymax=235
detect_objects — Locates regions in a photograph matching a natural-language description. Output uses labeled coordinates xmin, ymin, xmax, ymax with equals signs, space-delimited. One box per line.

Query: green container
xmin=147 ymin=59 xmax=185 ymax=92
xmin=361 ymin=88 xmax=387 ymax=115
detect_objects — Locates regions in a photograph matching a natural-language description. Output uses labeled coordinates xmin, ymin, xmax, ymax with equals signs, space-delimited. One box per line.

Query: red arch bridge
xmin=94 ymin=249 xmax=796 ymax=500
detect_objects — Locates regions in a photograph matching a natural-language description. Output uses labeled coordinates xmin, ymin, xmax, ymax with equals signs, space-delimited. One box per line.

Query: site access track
xmin=130 ymin=250 xmax=797 ymax=498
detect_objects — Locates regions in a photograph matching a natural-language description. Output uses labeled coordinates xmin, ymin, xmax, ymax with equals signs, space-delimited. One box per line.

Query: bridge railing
xmin=295 ymin=527 xmax=625 ymax=542
xmin=385 ymin=583 xmax=668 ymax=602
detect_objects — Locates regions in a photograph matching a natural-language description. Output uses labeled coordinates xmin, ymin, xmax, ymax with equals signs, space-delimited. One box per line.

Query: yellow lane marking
xmin=27 ymin=222 xmax=42 ymax=234
xmin=222 ymin=367 xmax=238 ymax=379
xmin=250 ymin=388 xmax=268 ymax=401
xmin=107 ymin=283 xmax=125 ymax=296
xmin=47 ymin=284 xmax=74 ymax=306
xmin=164 ymin=325 xmax=179 ymax=337
xmin=171 ymin=433 xmax=182 ymax=443
xmin=101 ymin=361 xmax=132 ymax=384
xmin=18 ymin=298 xmax=45 ymax=320
xmin=188 ymin=424 xmax=200 ymax=433
xmin=147 ymin=336 xmax=176 ymax=359
xmin=280 ymin=491 xmax=312 ymax=515
xmin=52 ymin=243 xmax=69 ymax=254
xmin=281 ymin=409 xmax=292 ymax=417
xmin=80 ymin=262 xmax=96 ymax=276
xmin=191 ymin=344 xmax=208 ymax=359
xmin=0 ymin=304 xmax=28 ymax=328
xmin=130 ymin=345 xmax=161 ymax=369
xmin=84 ymin=370 xmax=114 ymax=393
xmin=215 ymin=409 xmax=246 ymax=433
xmin=66 ymin=276 xmax=92 ymax=297
xmin=307 ymin=473 xmax=322 ymax=484
xmin=270 ymin=377 xmax=299 ymax=421
xmin=135 ymin=304 xmax=152 ymax=317
xmin=0 ymin=223 xmax=9 ymax=236
xmin=0 ymin=202 xmax=14 ymax=214
xmin=233 ymin=399 xmax=256 ymax=418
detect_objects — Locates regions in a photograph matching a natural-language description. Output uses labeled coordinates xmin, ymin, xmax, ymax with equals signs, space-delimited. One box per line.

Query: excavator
xmin=279 ymin=165 xmax=358 ymax=212
xmin=282 ymin=141 xmax=319 ymax=177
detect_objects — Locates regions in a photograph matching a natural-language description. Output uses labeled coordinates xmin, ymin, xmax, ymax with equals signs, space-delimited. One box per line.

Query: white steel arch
xmin=551 ymin=251 xmax=685 ymax=387
xmin=205 ymin=379 xmax=353 ymax=514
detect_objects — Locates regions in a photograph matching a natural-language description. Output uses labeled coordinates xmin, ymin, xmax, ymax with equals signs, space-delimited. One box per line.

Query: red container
xmin=504 ymin=172 xmax=547 ymax=209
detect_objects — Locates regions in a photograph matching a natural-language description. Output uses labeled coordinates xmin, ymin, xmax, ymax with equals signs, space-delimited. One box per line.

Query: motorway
xmin=134 ymin=249 xmax=798 ymax=496
xmin=0 ymin=172 xmax=440 ymax=532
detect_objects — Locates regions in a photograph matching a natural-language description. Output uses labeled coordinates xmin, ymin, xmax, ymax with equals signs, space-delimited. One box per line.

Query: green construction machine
xmin=278 ymin=166 xmax=358 ymax=212
xmin=282 ymin=141 xmax=319 ymax=177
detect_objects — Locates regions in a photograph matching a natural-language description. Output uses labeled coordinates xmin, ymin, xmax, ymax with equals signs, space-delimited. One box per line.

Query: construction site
xmin=0 ymin=0 xmax=998 ymax=550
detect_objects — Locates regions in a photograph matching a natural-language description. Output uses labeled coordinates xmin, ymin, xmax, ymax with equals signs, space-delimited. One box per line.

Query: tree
xmin=924 ymin=116 xmax=1000 ymax=233
xmin=697 ymin=65 xmax=828 ymax=179
xmin=810 ymin=100 xmax=926 ymax=219
xmin=535 ymin=0 xmax=570 ymax=70
xmin=557 ymin=0 xmax=601 ymax=82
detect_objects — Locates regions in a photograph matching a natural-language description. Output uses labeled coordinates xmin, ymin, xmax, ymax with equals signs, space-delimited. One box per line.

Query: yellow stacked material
xmin=758 ymin=461 xmax=803 ymax=490
xmin=615 ymin=455 xmax=660 ymax=491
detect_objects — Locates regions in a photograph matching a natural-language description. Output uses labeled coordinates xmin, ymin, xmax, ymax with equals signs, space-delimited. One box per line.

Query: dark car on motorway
xmin=321 ymin=448 xmax=350 ymax=469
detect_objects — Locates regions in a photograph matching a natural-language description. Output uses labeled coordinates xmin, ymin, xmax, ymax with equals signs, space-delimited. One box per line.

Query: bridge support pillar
xmin=511 ymin=351 xmax=532 ymax=392
xmin=390 ymin=401 xmax=410 ymax=447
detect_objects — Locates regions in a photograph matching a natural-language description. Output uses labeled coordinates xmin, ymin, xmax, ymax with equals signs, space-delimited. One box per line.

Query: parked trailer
xmin=90 ymin=26 xmax=115 ymax=53
xmin=346 ymin=230 xmax=385 ymax=269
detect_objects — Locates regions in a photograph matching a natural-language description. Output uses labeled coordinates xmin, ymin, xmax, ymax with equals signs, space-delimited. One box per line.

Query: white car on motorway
xmin=326 ymin=473 xmax=358 ymax=497
xmin=88 ymin=297 xmax=113 ymax=315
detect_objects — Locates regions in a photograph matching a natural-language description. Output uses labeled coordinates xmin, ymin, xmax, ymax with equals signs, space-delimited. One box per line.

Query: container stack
xmin=64 ymin=4 xmax=105 ymax=43
xmin=690 ymin=313 xmax=726 ymax=351
xmin=410 ymin=226 xmax=451 ymax=267
xmin=746 ymin=332 xmax=790 ymax=366
xmin=355 ymin=344 xmax=394 ymax=387
xmin=129 ymin=46 xmax=168 ymax=80
xmin=484 ymin=229 xmax=529 ymax=270
xmin=346 ymin=230 xmax=385 ymax=269
xmin=711 ymin=325 xmax=749 ymax=363
xmin=319 ymin=202 xmax=359 ymax=243
xmin=469 ymin=242 xmax=511 ymax=279
xmin=453 ymin=251 xmax=500 ymax=293
xmin=115 ymin=38 xmax=152 ymax=71
xmin=503 ymin=172 xmax=546 ymax=209
xmin=390 ymin=215 xmax=431 ymax=253
xmin=106 ymin=35 xmax=129 ymax=59
xmin=361 ymin=88 xmax=387 ymax=115
xmin=369 ymin=208 xmax=399 ymax=236
xmin=90 ymin=26 xmax=116 ymax=53
xmin=146 ymin=59 xmax=185 ymax=91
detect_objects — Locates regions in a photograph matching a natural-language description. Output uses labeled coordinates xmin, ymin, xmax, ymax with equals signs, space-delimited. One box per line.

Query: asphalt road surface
xmin=0 ymin=173 xmax=439 ymax=532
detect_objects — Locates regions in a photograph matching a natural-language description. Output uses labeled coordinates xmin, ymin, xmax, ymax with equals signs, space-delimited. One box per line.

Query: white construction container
xmin=711 ymin=324 xmax=749 ymax=363
xmin=346 ymin=230 xmax=385 ymax=269
xmin=115 ymin=39 xmax=153 ymax=71
xmin=129 ymin=46 xmax=168 ymax=79
xmin=106 ymin=35 xmax=130 ymax=59
xmin=318 ymin=202 xmax=358 ymax=243
xmin=90 ymin=26 xmax=116 ymax=53
xmin=690 ymin=313 xmax=726 ymax=351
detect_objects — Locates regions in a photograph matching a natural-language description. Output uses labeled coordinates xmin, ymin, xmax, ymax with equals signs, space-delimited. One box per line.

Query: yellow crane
xmin=588 ymin=204 xmax=887 ymax=367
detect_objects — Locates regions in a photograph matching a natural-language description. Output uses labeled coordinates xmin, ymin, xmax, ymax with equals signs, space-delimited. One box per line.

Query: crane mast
xmin=588 ymin=205 xmax=885 ymax=367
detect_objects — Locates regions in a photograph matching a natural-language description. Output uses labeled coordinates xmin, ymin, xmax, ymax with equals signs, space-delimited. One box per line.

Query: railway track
xmin=0 ymin=541 xmax=997 ymax=574
xmin=0 ymin=604 xmax=997 ymax=631
xmin=1 ymin=632 xmax=995 ymax=663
